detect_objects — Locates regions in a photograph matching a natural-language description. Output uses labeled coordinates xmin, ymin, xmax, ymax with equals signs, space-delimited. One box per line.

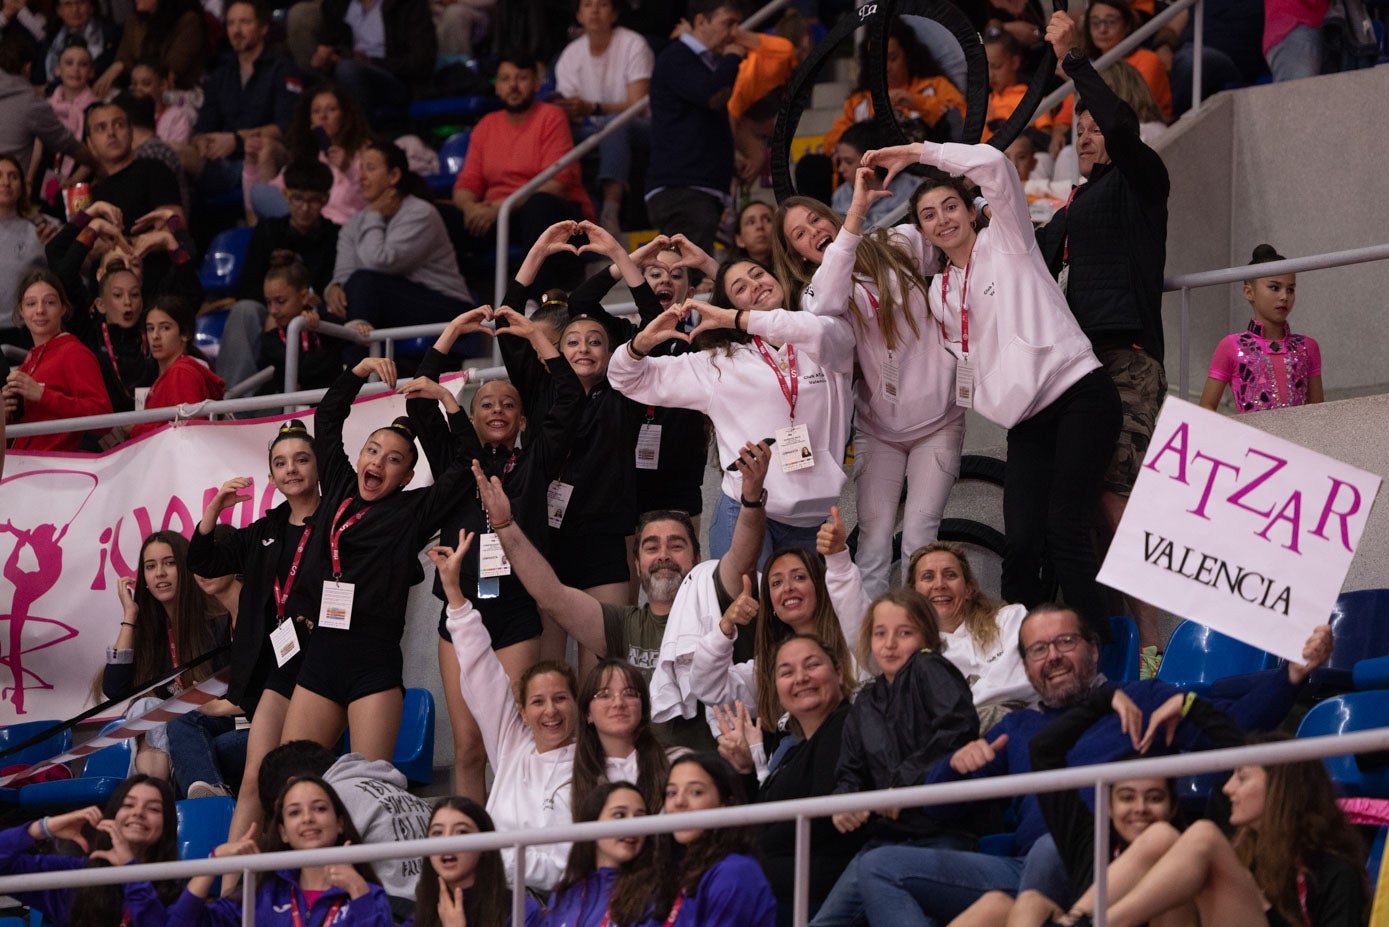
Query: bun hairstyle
xmin=370 ymin=416 xmax=419 ymax=468
xmin=1245 ymin=243 xmax=1287 ymax=284
xmin=268 ymin=418 xmax=313 ymax=463
xmin=265 ymin=249 xmax=312 ymax=290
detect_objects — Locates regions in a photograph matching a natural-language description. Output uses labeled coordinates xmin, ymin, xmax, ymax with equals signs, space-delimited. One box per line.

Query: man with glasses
xmin=813 ymin=604 xmax=1333 ymax=927
xmin=215 ymin=160 xmax=340 ymax=386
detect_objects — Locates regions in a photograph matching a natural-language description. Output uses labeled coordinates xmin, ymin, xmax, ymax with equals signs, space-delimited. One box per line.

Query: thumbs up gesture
xmin=719 ymin=573 xmax=759 ymax=639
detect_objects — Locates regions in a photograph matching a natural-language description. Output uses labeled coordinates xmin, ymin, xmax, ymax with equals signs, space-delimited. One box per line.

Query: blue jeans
xmin=1266 ymin=23 xmax=1323 ymax=82
xmin=706 ymin=493 xmax=822 ymax=567
xmin=810 ymin=835 xmax=977 ymax=927
xmin=165 ymin=713 xmax=239 ymax=798
xmin=848 ymin=837 xmax=1073 ymax=927
xmin=573 ymin=116 xmax=649 ymax=186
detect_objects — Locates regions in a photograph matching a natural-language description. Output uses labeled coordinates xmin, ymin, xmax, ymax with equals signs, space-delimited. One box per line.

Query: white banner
xmin=1098 ymin=397 xmax=1382 ymax=663
xmin=0 ymin=383 xmax=443 ymax=725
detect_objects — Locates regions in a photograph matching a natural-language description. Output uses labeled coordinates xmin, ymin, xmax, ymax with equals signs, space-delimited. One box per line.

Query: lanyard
xmin=279 ymin=326 xmax=312 ymax=354
xmin=274 ymin=523 xmax=314 ymax=619
xmin=101 ymin=323 xmax=148 ymax=395
xmin=165 ymin=621 xmax=182 ymax=689
xmin=328 ymin=498 xmax=371 ymax=577
xmin=752 ymin=336 xmax=798 ymax=421
xmin=21 ymin=335 xmax=58 ymax=376
xmin=290 ymin=894 xmax=344 ymax=927
xmin=938 ymin=260 xmax=971 ymax=356
xmin=1295 ymin=857 xmax=1311 ymax=927
xmin=118 ymin=910 xmax=131 ymax=927
xmin=663 ymin=893 xmax=685 ymax=926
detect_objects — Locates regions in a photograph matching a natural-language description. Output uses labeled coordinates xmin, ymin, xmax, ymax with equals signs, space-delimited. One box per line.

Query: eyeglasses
xmin=592 ymin=687 xmax=641 ymax=702
xmin=287 ymin=192 xmax=329 ymax=207
xmin=1023 ymin=632 xmax=1085 ymax=662
xmin=1089 ymin=15 xmax=1124 ymax=28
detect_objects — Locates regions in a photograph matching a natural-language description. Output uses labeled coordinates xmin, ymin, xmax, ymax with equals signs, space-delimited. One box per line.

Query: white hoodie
xmin=799 ymin=226 xmax=965 ymax=444
xmin=608 ymin=312 xmax=855 ymax=527
xmin=447 ymin=601 xmax=572 ymax=892
xmin=918 ymin=141 xmax=1100 ymax=428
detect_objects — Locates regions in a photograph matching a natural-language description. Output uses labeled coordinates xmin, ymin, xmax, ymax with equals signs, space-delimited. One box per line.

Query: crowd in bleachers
xmin=0 ymin=0 xmax=1383 ymax=923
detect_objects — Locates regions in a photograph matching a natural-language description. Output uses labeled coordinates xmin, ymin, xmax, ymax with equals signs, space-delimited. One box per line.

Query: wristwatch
xmin=740 ymin=489 xmax=767 ymax=508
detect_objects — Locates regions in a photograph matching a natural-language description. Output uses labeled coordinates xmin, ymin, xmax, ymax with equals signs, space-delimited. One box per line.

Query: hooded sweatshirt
xmin=324 ymin=752 xmax=433 ymax=902
xmin=131 ymin=354 xmax=226 ymax=438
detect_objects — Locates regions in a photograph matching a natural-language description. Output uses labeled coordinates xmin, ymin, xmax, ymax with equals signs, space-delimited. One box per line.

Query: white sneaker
xmin=187 ymin=781 xmax=231 ymax=800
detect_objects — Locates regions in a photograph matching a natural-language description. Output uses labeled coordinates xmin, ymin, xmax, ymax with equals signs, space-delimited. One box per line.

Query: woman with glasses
xmin=571 ymin=658 xmax=677 ymax=815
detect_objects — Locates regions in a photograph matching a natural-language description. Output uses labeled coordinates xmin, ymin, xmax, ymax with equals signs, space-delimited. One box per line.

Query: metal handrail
xmin=1167 ymin=241 xmax=1389 ymax=399
xmin=14 ymin=242 xmax=1389 ymax=438
xmin=489 ymin=0 xmax=792 ymax=316
xmin=0 ymin=729 xmax=1383 ymax=927
xmin=1030 ymin=0 xmax=1201 ymax=120
xmin=867 ymin=0 xmax=1205 ymax=232
xmin=223 ymin=367 xmax=275 ymax=400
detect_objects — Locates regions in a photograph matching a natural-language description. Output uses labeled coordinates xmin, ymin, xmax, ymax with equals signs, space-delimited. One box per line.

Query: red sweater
xmin=10 ymin=332 xmax=112 ymax=452
xmin=130 ymin=355 xmax=226 ymax=439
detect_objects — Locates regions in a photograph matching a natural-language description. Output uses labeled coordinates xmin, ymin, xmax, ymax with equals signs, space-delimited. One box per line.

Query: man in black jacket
xmin=310 ymin=0 xmax=435 ymax=128
xmin=1036 ymin=12 xmax=1170 ymax=660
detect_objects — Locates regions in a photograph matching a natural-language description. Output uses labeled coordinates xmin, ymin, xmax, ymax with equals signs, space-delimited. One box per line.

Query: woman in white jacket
xmin=427 ymin=526 xmax=577 ymax=895
xmin=606 ymin=258 xmax=855 ymax=563
xmin=691 ymin=544 xmax=862 ymax=739
xmin=775 ymin=167 xmax=965 ymax=597
xmin=864 ymin=140 xmax=1122 ymax=639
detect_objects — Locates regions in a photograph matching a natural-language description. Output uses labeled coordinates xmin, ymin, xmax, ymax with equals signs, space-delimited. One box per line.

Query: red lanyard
xmin=101 ymin=323 xmax=148 ymax=394
xmin=663 ymin=894 xmax=685 ymax=926
xmin=165 ymin=621 xmax=181 ymax=689
xmin=21 ymin=335 xmax=57 ymax=376
xmin=752 ymin=336 xmax=798 ymax=421
xmin=938 ymin=260 xmax=971 ymax=355
xmin=290 ymin=893 xmax=344 ymax=927
xmin=1295 ymin=857 xmax=1311 ymax=927
xmin=279 ymin=326 xmax=312 ymax=354
xmin=118 ymin=910 xmax=131 ymax=927
xmin=328 ymin=498 xmax=371 ymax=577
xmin=274 ymin=524 xmax=314 ymax=619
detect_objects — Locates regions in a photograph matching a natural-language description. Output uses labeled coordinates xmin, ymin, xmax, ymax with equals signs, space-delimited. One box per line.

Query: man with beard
xmin=190 ymin=0 xmax=301 ymax=203
xmin=451 ymin=50 xmax=593 ymax=292
xmin=474 ymin=439 xmax=770 ymax=752
xmin=812 ymin=605 xmax=1334 ymax=927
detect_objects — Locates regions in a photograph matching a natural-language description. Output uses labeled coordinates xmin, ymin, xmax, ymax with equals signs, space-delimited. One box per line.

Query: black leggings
xmin=1001 ymin=367 xmax=1122 ymax=640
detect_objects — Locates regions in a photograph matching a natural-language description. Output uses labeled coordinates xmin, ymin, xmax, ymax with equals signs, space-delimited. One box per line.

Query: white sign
xmin=1098 ymin=398 xmax=1381 ymax=663
xmin=0 ymin=385 xmax=438 ymax=724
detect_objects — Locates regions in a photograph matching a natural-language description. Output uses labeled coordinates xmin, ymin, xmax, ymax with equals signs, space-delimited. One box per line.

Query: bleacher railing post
xmin=793 ymin=814 xmax=810 ymax=927
xmin=1093 ymin=778 xmax=1110 ymax=927
xmin=1192 ymin=0 xmax=1205 ymax=113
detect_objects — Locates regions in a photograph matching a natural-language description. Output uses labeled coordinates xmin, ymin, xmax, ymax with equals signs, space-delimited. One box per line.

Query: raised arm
xmin=818 ymin=507 xmax=871 ymax=656
xmin=471 ymin=462 xmax=607 ymax=655
xmin=693 ymin=301 xmax=857 ymax=374
xmin=429 ymin=531 xmax=521 ymax=761
xmin=717 ymin=439 xmax=770 ymax=595
xmin=315 ymin=358 xmax=394 ymax=491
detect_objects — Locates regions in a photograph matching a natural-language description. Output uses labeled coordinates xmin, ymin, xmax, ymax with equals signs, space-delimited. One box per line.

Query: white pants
xmin=852 ymin=418 xmax=966 ymax=597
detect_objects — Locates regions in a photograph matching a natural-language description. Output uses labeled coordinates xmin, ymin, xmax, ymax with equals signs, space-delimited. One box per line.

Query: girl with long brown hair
xmin=773 ymin=168 xmax=964 ymax=598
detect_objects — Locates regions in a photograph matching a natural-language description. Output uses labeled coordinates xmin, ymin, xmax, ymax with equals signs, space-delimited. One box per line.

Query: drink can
xmin=63 ymin=182 xmax=92 ymax=220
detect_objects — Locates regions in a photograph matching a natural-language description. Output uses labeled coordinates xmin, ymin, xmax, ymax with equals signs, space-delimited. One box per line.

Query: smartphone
xmin=312 ymin=126 xmax=332 ymax=153
xmin=725 ymin=437 xmax=777 ymax=471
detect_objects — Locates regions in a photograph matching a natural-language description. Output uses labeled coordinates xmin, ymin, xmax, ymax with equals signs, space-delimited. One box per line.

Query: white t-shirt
xmin=555 ymin=26 xmax=654 ymax=104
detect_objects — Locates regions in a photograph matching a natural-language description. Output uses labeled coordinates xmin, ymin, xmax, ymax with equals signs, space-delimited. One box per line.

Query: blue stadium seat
xmin=407 ymin=96 xmax=499 ymax=122
xmin=1099 ymin=616 xmax=1140 ymax=683
xmin=194 ymin=306 xmax=230 ymax=361
xmin=1309 ymin=588 xmax=1389 ymax=691
xmin=427 ymin=130 xmax=472 ymax=195
xmin=1155 ymin=621 xmax=1278 ymax=695
xmin=176 ymin=796 xmax=235 ymax=860
xmin=340 ymin=687 xmax=435 ymax=786
xmin=198 ymin=226 xmax=254 ymax=295
xmin=1296 ymin=690 xmax=1389 ymax=797
xmin=17 ymin=736 xmax=133 ymax=810
xmin=393 ymin=688 xmax=436 ymax=786
xmin=0 ymin=721 xmax=72 ymax=805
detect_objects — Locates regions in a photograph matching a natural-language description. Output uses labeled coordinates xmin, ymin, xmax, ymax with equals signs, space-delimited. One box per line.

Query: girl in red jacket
xmin=130 ymin=296 xmax=225 ymax=439
xmin=3 ymin=269 xmax=112 ymax=451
